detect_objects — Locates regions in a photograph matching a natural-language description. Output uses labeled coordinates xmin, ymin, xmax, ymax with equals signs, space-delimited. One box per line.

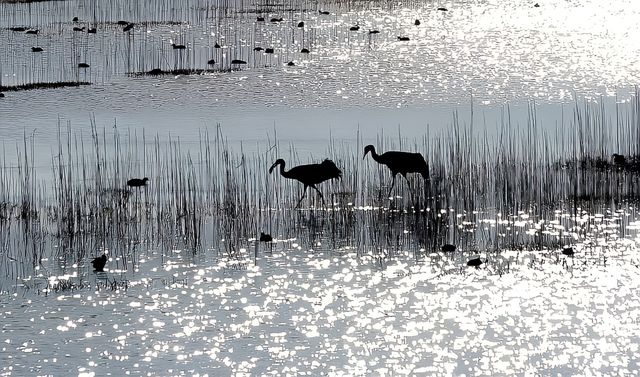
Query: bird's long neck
xmin=277 ymin=161 xmax=290 ymax=177
xmin=369 ymin=148 xmax=383 ymax=164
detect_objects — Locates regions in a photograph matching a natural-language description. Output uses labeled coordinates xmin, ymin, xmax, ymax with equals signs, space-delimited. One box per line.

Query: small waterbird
xmin=207 ymin=59 xmax=216 ymax=65
xmin=256 ymin=16 xmax=265 ymax=22
xmin=442 ymin=244 xmax=456 ymax=252
xmin=87 ymin=27 xmax=97 ymax=34
xmin=562 ymin=247 xmax=574 ymax=256
xmin=397 ymin=36 xmax=410 ymax=41
xmin=369 ymin=30 xmax=380 ymax=34
xmin=300 ymin=48 xmax=310 ymax=53
xmin=438 ymin=7 xmax=448 ymax=11
xmin=319 ymin=10 xmax=330 ymax=15
xmin=269 ymin=158 xmax=342 ymax=208
xmin=0 ymin=93 xmax=4 ymax=98
xmin=265 ymin=48 xmax=274 ymax=54
xmin=31 ymin=47 xmax=43 ymax=52
xmin=297 ymin=21 xmax=304 ymax=27
xmin=260 ymin=232 xmax=273 ymax=242
xmin=172 ymin=43 xmax=186 ymax=50
xmin=231 ymin=59 xmax=247 ymax=64
xmin=414 ymin=19 xmax=421 ymax=26
xmin=91 ymin=254 xmax=108 ymax=272
xmin=287 ymin=61 xmax=295 ymax=66
xmin=127 ymin=177 xmax=149 ymax=188
xmin=78 ymin=63 xmax=90 ymax=68
xmin=467 ymin=257 xmax=485 ymax=268
xmin=350 ymin=24 xmax=360 ymax=31
xmin=363 ymin=145 xmax=430 ymax=196
xmin=25 ymin=29 xmax=38 ymax=34
xmin=612 ymin=153 xmax=626 ymax=166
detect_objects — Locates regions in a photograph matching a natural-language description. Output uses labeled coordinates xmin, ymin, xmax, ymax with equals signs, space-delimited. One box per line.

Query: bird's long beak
xmin=362 ymin=151 xmax=368 ymax=160
xmin=268 ymin=162 xmax=277 ymax=173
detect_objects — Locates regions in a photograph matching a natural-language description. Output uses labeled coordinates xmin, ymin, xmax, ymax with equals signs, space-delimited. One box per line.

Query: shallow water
xmin=3 ymin=0 xmax=640 ymax=375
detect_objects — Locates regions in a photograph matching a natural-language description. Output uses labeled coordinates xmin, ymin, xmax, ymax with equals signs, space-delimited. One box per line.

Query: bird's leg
xmin=388 ymin=174 xmax=397 ymax=197
xmin=310 ymin=185 xmax=326 ymax=208
xmin=403 ymin=174 xmax=416 ymax=204
xmin=295 ymin=185 xmax=309 ymax=209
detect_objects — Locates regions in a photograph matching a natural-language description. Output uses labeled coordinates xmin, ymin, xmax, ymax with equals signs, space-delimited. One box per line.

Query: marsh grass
xmin=2 ymin=98 xmax=640 ymax=290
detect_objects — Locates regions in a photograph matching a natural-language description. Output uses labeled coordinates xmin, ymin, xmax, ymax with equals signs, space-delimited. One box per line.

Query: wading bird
xmin=442 ymin=244 xmax=456 ymax=252
xmin=363 ymin=145 xmax=429 ymax=196
xmin=269 ymin=159 xmax=342 ymax=208
xmin=127 ymin=177 xmax=149 ymax=188
xmin=467 ymin=257 xmax=485 ymax=268
xmin=260 ymin=232 xmax=273 ymax=242
xmin=91 ymin=254 xmax=108 ymax=272
xmin=612 ymin=153 xmax=626 ymax=166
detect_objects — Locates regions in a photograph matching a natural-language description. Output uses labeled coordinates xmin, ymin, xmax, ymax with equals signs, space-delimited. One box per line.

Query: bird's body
xmin=127 ymin=177 xmax=149 ymax=188
xmin=269 ymin=158 xmax=342 ymax=208
xmin=87 ymin=27 xmax=97 ymax=33
xmin=300 ymin=48 xmax=310 ymax=53
xmin=363 ymin=145 xmax=429 ymax=196
xmin=260 ymin=232 xmax=273 ymax=242
xmin=562 ymin=247 xmax=574 ymax=256
xmin=207 ymin=59 xmax=216 ymax=65
xmin=31 ymin=47 xmax=43 ymax=52
xmin=369 ymin=30 xmax=380 ymax=34
xmin=91 ymin=254 xmax=108 ymax=272
xmin=298 ymin=21 xmax=304 ymax=27
xmin=467 ymin=258 xmax=485 ymax=268
xmin=78 ymin=63 xmax=90 ymax=68
xmin=265 ymin=48 xmax=274 ymax=54
xmin=442 ymin=244 xmax=456 ymax=252
xmin=350 ymin=25 xmax=360 ymax=31
xmin=231 ymin=59 xmax=247 ymax=64
xmin=612 ymin=153 xmax=626 ymax=166
xmin=414 ymin=19 xmax=421 ymax=26
xmin=172 ymin=43 xmax=186 ymax=49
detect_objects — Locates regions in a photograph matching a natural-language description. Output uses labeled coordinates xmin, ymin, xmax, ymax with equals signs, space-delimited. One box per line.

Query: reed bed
xmin=0 ymin=0 xmax=444 ymax=89
xmin=1 ymin=99 xmax=640 ymax=290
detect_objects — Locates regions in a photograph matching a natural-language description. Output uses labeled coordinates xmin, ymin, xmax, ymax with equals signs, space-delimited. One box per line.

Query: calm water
xmin=2 ymin=0 xmax=640 ymax=375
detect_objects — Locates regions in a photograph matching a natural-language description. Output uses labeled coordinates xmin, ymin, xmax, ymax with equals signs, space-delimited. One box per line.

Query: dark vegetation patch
xmin=0 ymin=81 xmax=90 ymax=91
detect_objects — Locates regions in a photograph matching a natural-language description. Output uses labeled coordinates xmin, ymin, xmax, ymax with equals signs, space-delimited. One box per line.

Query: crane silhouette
xmin=269 ymin=159 xmax=342 ymax=208
xmin=363 ymin=145 xmax=429 ymax=196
